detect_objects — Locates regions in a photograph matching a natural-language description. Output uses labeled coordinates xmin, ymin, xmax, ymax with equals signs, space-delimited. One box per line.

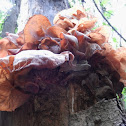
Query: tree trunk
xmin=0 ymin=80 xmax=123 ymax=126
xmin=17 ymin=0 xmax=69 ymax=32
xmin=1 ymin=0 xmax=21 ymax=37
xmin=0 ymin=0 xmax=124 ymax=126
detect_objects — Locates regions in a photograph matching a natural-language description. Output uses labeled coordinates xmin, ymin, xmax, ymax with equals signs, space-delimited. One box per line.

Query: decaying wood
xmin=0 ymin=3 xmax=125 ymax=126
xmin=0 ymin=75 xmax=123 ymax=126
xmin=70 ymin=99 xmax=123 ymax=126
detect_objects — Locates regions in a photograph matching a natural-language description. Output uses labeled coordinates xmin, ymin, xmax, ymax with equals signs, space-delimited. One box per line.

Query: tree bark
xmin=17 ymin=0 xmax=69 ymax=32
xmin=70 ymin=99 xmax=123 ymax=126
xmin=0 ymin=81 xmax=123 ymax=126
xmin=0 ymin=0 xmax=124 ymax=126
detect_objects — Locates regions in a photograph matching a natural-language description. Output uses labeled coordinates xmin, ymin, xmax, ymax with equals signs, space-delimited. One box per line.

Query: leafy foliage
xmin=14 ymin=27 xmax=18 ymax=33
xmin=112 ymin=37 xmax=117 ymax=43
xmin=100 ymin=0 xmax=110 ymax=6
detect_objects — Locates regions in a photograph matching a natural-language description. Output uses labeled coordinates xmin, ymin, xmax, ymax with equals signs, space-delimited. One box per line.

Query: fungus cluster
xmin=0 ymin=6 xmax=125 ymax=111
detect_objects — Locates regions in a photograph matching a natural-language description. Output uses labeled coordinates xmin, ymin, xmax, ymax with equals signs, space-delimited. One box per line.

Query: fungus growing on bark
xmin=39 ymin=37 xmax=61 ymax=53
xmin=0 ymin=5 xmax=125 ymax=112
xmin=54 ymin=17 xmax=74 ymax=31
xmin=23 ymin=14 xmax=51 ymax=50
xmin=53 ymin=5 xmax=86 ymax=25
xmin=77 ymin=18 xmax=97 ymax=32
xmin=16 ymin=31 xmax=25 ymax=46
xmin=46 ymin=25 xmax=67 ymax=38
xmin=0 ymin=36 xmax=18 ymax=58
xmin=60 ymin=32 xmax=79 ymax=51
xmin=88 ymin=26 xmax=110 ymax=46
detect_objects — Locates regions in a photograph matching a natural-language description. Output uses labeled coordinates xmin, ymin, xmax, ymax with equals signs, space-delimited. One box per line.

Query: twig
xmin=92 ymin=0 xmax=126 ymax=42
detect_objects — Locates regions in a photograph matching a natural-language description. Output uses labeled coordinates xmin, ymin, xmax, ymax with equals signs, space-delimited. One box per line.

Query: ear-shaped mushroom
xmin=88 ymin=33 xmax=106 ymax=46
xmin=60 ymin=32 xmax=79 ymax=52
xmin=72 ymin=30 xmax=91 ymax=50
xmin=0 ymin=38 xmax=9 ymax=58
xmin=60 ymin=32 xmax=88 ymax=59
xmin=72 ymin=30 xmax=101 ymax=59
xmin=85 ymin=43 xmax=101 ymax=59
xmin=0 ymin=55 xmax=15 ymax=73
xmin=102 ymin=47 xmax=126 ymax=86
xmin=0 ymin=81 xmax=30 ymax=111
xmin=46 ymin=25 xmax=67 ymax=38
xmin=0 ymin=38 xmax=18 ymax=58
xmin=23 ymin=14 xmax=51 ymax=50
xmin=94 ymin=26 xmax=110 ymax=42
xmin=96 ymin=42 xmax=126 ymax=86
xmin=72 ymin=9 xmax=87 ymax=21
xmin=88 ymin=26 xmax=110 ymax=46
xmin=6 ymin=32 xmax=19 ymax=46
xmin=13 ymin=50 xmax=74 ymax=71
xmin=0 ymin=68 xmax=30 ymax=111
xmin=16 ymin=31 xmax=25 ymax=46
xmin=53 ymin=5 xmax=87 ymax=33
xmin=0 ymin=50 xmax=74 ymax=72
xmin=76 ymin=10 xmax=87 ymax=19
xmin=54 ymin=17 xmax=74 ymax=31
xmin=53 ymin=5 xmax=86 ymax=24
xmin=39 ymin=37 xmax=61 ymax=53
xmin=8 ymin=47 xmax=23 ymax=55
xmin=77 ymin=18 xmax=97 ymax=32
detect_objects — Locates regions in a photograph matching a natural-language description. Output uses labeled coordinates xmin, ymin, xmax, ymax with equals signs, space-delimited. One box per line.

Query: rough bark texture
xmin=70 ymin=99 xmax=122 ymax=126
xmin=0 ymin=66 xmax=124 ymax=126
xmin=0 ymin=82 xmax=123 ymax=126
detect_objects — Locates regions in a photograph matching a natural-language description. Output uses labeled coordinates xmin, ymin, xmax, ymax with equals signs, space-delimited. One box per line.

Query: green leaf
xmin=15 ymin=27 xmax=18 ymax=33
xmin=100 ymin=3 xmax=103 ymax=7
xmin=122 ymin=87 xmax=126 ymax=95
xmin=103 ymin=12 xmax=111 ymax=19
xmin=107 ymin=10 xmax=113 ymax=14
xmin=113 ymin=37 xmax=117 ymax=43
xmin=101 ymin=0 xmax=110 ymax=5
xmin=116 ymin=94 xmax=119 ymax=99
xmin=102 ymin=22 xmax=107 ymax=25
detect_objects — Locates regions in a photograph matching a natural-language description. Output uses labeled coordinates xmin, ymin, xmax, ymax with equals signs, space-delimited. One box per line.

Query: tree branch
xmin=92 ymin=0 xmax=126 ymax=42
